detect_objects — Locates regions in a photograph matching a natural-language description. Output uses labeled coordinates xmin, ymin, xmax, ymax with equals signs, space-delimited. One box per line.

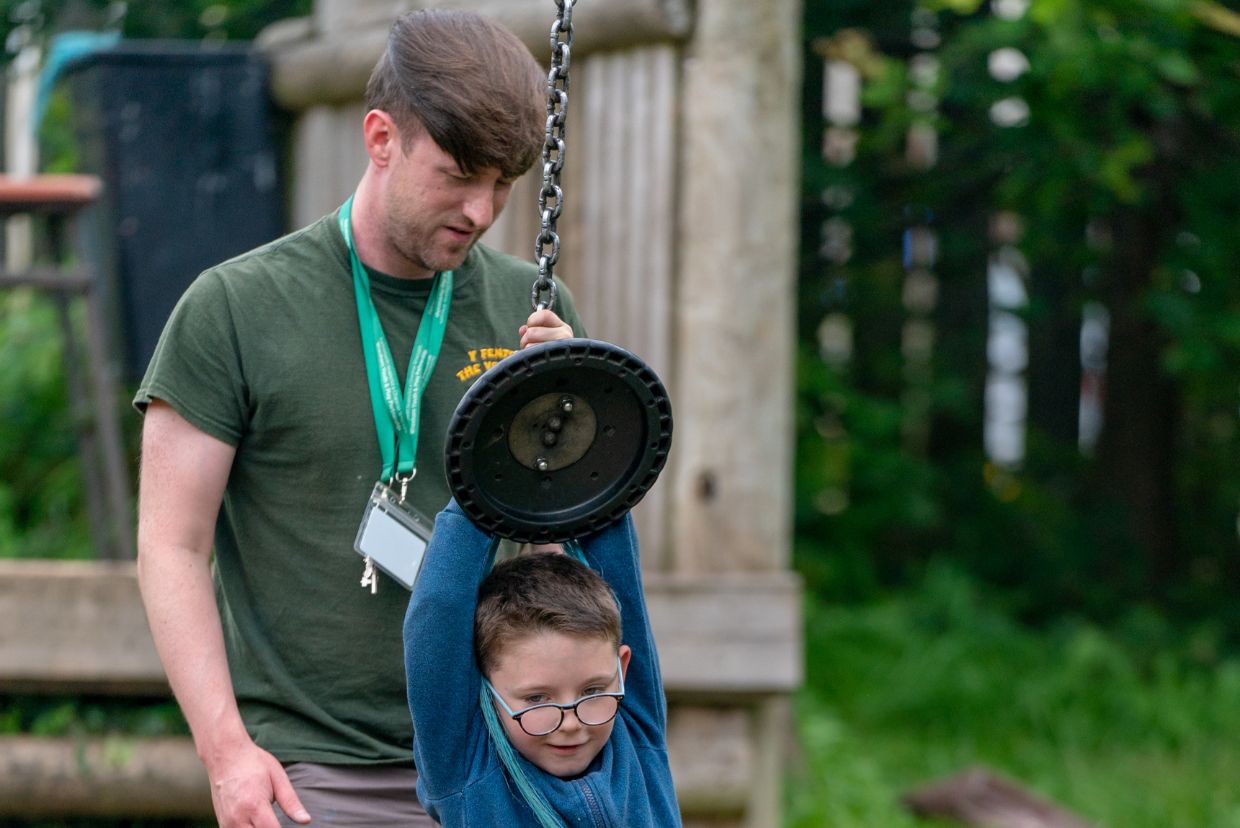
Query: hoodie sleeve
xmin=579 ymin=513 xmax=668 ymax=747
xmin=404 ymin=499 xmax=499 ymax=800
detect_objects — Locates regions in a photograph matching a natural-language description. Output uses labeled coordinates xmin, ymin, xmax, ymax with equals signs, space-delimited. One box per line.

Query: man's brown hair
xmin=475 ymin=552 xmax=622 ymax=675
xmin=365 ymin=9 xmax=546 ymax=181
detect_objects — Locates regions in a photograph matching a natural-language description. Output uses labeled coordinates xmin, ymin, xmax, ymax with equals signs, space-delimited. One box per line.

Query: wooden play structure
xmin=0 ymin=1 xmax=803 ymax=825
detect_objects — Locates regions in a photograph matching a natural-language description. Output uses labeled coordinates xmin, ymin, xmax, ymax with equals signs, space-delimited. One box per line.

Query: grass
xmin=786 ymin=563 xmax=1240 ymax=827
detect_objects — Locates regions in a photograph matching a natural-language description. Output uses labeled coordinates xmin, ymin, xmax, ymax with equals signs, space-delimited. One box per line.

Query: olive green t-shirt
xmin=135 ymin=210 xmax=583 ymax=764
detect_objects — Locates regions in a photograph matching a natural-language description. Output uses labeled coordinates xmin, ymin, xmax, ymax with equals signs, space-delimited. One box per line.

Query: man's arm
xmin=137 ymin=401 xmax=309 ymax=828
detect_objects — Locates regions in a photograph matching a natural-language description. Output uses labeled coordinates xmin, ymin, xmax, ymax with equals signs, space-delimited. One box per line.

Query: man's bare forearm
xmin=138 ymin=542 xmax=251 ymax=768
xmin=136 ymin=401 xmax=253 ymax=768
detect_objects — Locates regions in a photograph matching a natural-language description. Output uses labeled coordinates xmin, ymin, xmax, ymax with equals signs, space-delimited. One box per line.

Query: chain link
xmin=531 ymin=0 xmax=575 ymax=312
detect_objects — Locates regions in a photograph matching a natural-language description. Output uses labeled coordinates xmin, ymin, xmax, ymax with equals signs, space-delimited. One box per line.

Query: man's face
xmin=382 ymin=128 xmax=514 ymax=276
xmin=487 ymin=632 xmax=631 ymax=778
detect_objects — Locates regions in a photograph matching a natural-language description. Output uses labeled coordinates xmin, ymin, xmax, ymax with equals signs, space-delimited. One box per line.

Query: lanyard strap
xmin=339 ymin=195 xmax=453 ymax=481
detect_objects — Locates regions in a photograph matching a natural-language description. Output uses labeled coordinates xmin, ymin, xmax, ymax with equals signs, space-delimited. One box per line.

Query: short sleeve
xmin=133 ymin=269 xmax=249 ymax=446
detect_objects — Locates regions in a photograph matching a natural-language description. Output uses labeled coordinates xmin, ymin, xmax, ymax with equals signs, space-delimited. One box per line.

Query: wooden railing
xmin=0 ymin=558 xmax=801 ymax=817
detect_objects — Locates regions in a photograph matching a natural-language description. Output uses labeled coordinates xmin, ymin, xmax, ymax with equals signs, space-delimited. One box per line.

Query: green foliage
xmin=788 ymin=568 xmax=1240 ymax=826
xmin=798 ymin=0 xmax=1240 ymax=625
xmin=796 ymin=12 xmax=1240 ymax=821
xmin=0 ymin=289 xmax=91 ymax=559
xmin=1 ymin=0 xmax=313 ymax=51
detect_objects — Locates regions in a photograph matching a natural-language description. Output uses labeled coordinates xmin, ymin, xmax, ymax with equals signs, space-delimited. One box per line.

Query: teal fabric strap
xmin=562 ymin=539 xmax=587 ymax=564
xmin=478 ymin=538 xmax=586 ymax=828
xmin=339 ymin=195 xmax=453 ymax=480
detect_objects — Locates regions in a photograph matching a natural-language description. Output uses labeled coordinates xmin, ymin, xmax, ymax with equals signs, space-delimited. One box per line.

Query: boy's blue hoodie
xmin=403 ymin=500 xmax=682 ymax=827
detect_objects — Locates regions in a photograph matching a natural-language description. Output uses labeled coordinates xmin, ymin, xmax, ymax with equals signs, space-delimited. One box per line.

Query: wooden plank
xmin=0 ymin=561 xmax=165 ymax=695
xmin=0 ymin=267 xmax=92 ymax=292
xmin=670 ymin=0 xmax=801 ymax=575
xmin=265 ymin=0 xmax=693 ymax=111
xmin=646 ymin=572 xmax=803 ymax=695
xmin=747 ymin=696 xmax=793 ymax=828
xmin=314 ymin=0 xmax=692 ymax=42
xmin=562 ymin=46 xmax=678 ymax=571
xmin=475 ymin=47 xmax=679 ymax=571
xmin=667 ymin=706 xmax=751 ymax=817
xmin=0 ymin=174 xmax=101 ymax=215
xmin=0 ymin=561 xmax=800 ymax=695
xmin=0 ymin=737 xmax=212 ymax=817
xmin=643 ymin=46 xmax=678 ymax=388
xmin=629 ymin=46 xmax=678 ymax=572
xmin=0 ymin=715 xmax=751 ymax=819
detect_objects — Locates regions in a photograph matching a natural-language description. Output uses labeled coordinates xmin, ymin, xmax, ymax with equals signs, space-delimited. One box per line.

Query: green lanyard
xmin=339 ymin=195 xmax=453 ymax=482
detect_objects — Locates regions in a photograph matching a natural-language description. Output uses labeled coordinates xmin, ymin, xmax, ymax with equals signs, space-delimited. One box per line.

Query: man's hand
xmin=206 ymin=739 xmax=310 ymax=828
xmin=519 ymin=308 xmax=573 ymax=348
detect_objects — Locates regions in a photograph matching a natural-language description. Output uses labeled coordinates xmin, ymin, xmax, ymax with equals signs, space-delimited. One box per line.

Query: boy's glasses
xmin=486 ymin=655 xmax=626 ymax=737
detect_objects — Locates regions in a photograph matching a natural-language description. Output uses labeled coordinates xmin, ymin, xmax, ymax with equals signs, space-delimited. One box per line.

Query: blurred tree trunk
xmin=1094 ymin=140 xmax=1183 ymax=585
xmin=1026 ymin=266 xmax=1083 ymax=448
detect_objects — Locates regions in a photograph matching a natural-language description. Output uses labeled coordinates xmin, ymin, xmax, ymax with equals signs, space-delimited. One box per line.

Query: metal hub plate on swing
xmin=445 ymin=338 xmax=673 ymax=544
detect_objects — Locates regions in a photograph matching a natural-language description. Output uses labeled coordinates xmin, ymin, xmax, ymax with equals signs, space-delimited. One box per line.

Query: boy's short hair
xmin=365 ymin=9 xmax=546 ymax=181
xmin=475 ymin=552 xmax=622 ymax=675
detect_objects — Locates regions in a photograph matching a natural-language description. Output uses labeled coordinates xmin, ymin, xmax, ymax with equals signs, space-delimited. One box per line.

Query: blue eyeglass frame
xmin=484 ymin=654 xmax=626 ymax=736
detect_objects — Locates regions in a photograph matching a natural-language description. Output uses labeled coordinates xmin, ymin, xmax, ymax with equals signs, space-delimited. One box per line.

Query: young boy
xmin=403 ymin=499 xmax=682 ymax=826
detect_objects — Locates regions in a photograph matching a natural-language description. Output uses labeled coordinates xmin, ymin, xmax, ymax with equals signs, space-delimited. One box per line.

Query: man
xmin=135 ymin=10 xmax=582 ymax=827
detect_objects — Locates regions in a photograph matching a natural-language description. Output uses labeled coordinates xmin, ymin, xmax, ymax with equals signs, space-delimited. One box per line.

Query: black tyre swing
xmin=444 ymin=0 xmax=673 ymax=545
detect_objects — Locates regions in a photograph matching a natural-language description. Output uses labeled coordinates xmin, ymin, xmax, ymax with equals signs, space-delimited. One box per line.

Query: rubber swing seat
xmin=445 ymin=338 xmax=673 ymax=544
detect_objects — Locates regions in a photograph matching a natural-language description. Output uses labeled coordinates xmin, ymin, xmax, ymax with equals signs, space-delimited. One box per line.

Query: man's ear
xmin=618 ymin=644 xmax=633 ymax=679
xmin=363 ymin=109 xmax=399 ymax=166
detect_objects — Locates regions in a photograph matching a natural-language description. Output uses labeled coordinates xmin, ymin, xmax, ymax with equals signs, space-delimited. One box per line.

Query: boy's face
xmin=487 ymin=632 xmax=632 ymax=778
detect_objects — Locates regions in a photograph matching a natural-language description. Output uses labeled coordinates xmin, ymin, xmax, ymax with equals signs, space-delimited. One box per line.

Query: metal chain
xmin=531 ymin=0 xmax=575 ymax=312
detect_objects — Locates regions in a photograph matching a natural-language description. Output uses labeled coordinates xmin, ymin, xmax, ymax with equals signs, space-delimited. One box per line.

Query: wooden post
xmin=53 ymin=291 xmax=113 ymax=557
xmin=671 ymin=0 xmax=802 ymax=575
xmin=671 ymin=2 xmax=803 ymax=824
xmin=77 ymin=209 xmax=135 ymax=560
xmin=262 ymin=0 xmax=692 ymax=112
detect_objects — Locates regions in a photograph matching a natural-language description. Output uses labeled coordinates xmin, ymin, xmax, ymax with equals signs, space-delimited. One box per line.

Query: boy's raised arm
xmin=579 ymin=513 xmax=668 ymax=745
xmin=403 ymin=500 xmax=498 ymax=800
